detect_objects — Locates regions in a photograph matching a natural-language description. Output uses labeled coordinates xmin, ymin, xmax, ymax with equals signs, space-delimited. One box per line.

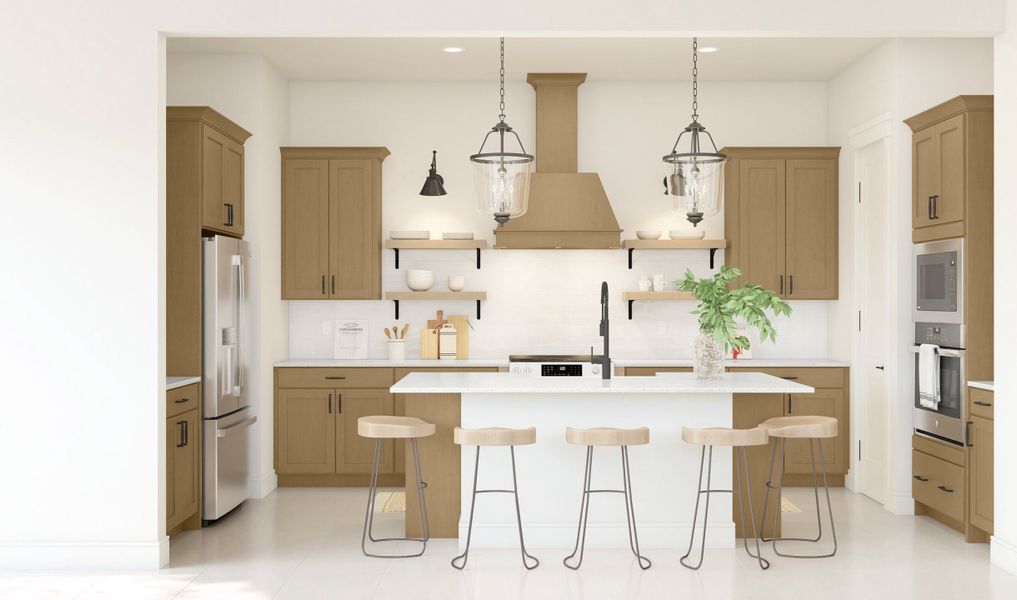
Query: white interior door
xmin=857 ymin=139 xmax=889 ymax=505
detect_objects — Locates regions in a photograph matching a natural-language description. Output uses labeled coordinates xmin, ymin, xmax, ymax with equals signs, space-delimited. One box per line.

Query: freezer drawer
xmin=202 ymin=407 xmax=257 ymax=521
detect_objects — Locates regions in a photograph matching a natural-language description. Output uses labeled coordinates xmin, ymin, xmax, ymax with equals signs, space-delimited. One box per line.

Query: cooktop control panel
xmin=541 ymin=364 xmax=583 ymax=377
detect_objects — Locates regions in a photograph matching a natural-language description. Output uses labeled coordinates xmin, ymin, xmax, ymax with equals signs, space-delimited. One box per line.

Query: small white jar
xmin=387 ymin=339 xmax=406 ymax=361
xmin=448 ymin=275 xmax=466 ymax=292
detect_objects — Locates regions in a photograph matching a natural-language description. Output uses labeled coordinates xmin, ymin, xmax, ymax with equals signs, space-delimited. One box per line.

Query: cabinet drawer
xmin=167 ymin=383 xmax=200 ymax=418
xmin=912 ymin=434 xmax=964 ymax=466
xmin=728 ymin=367 xmax=846 ymax=389
xmin=969 ymin=388 xmax=994 ymax=420
xmin=276 ymin=368 xmax=394 ymax=389
xmin=912 ymin=449 xmax=964 ymax=521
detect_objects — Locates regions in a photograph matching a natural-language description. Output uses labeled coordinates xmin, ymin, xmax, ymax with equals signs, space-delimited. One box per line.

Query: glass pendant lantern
xmin=663 ymin=38 xmax=726 ymax=227
xmin=470 ymin=38 xmax=534 ymax=226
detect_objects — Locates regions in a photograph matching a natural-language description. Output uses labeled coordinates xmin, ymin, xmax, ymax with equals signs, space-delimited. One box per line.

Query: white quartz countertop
xmin=614 ymin=358 xmax=850 ymax=368
xmin=273 ymin=359 xmax=508 ymax=368
xmin=968 ymin=381 xmax=995 ymax=392
xmin=390 ymin=372 xmax=814 ymax=395
xmin=166 ymin=376 xmax=201 ymax=391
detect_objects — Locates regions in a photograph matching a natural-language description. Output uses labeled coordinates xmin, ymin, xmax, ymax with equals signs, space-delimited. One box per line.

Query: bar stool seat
xmin=565 ymin=426 xmax=649 ymax=447
xmin=451 ymin=426 xmax=539 ymax=571
xmin=359 ymin=415 xmax=435 ymax=559
xmin=358 ymin=415 xmax=436 ymax=439
xmin=759 ymin=416 xmax=838 ymax=439
xmin=680 ymin=426 xmax=770 ymax=571
xmin=757 ymin=415 xmax=839 ymax=559
xmin=454 ymin=426 xmax=536 ymax=447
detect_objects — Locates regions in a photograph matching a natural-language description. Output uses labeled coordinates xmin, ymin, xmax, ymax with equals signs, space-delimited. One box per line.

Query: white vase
xmin=694 ymin=331 xmax=725 ymax=379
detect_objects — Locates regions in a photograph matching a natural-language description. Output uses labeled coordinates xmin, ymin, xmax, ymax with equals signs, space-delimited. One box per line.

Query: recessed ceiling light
xmin=443 ymin=47 xmax=464 ymax=53
xmin=697 ymin=46 xmax=718 ymax=53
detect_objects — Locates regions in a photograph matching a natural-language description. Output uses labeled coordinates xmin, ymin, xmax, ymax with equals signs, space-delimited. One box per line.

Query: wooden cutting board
xmin=420 ymin=328 xmax=439 ymax=360
xmin=447 ymin=314 xmax=469 ymax=359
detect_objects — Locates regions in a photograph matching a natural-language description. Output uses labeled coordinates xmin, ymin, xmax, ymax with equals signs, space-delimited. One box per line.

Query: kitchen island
xmin=390 ymin=371 xmax=813 ymax=549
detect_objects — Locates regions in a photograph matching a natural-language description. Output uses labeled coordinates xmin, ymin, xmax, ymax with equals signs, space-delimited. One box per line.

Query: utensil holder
xmin=387 ymin=339 xmax=406 ymax=361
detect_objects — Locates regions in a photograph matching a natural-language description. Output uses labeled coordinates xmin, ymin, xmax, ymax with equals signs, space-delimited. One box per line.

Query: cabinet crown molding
xmin=904 ymin=95 xmax=994 ymax=132
xmin=719 ymin=147 xmax=841 ymax=160
xmin=281 ymin=147 xmax=391 ymax=161
xmin=167 ymin=106 xmax=252 ymax=142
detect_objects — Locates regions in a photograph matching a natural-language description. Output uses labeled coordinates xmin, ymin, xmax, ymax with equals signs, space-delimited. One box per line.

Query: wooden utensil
xmin=400 ymin=323 xmax=410 ymax=340
xmin=384 ymin=327 xmax=392 ymax=339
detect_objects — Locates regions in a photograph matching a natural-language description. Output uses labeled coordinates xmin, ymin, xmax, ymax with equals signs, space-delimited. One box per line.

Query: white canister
xmin=387 ymin=339 xmax=406 ymax=361
xmin=439 ymin=323 xmax=457 ymax=360
xmin=652 ymin=274 xmax=665 ymax=291
xmin=638 ymin=276 xmax=652 ymax=292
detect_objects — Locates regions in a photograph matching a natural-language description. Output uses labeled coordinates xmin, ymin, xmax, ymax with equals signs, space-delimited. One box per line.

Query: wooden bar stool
xmin=679 ymin=426 xmax=771 ymax=571
xmin=451 ymin=426 xmax=539 ymax=571
xmin=563 ymin=426 xmax=652 ymax=570
xmin=358 ymin=415 xmax=436 ymax=559
xmin=757 ymin=415 xmax=839 ymax=559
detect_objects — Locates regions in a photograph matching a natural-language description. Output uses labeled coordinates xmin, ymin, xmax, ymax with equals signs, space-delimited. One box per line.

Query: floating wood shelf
xmin=622 ymin=291 xmax=696 ymax=319
xmin=385 ymin=239 xmax=488 ymax=269
xmin=384 ymin=291 xmax=488 ymax=320
xmin=621 ymin=239 xmax=727 ymax=269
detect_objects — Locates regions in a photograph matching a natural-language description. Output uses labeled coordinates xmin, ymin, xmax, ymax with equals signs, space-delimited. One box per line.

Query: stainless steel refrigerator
xmin=202 ymin=235 xmax=256 ymax=522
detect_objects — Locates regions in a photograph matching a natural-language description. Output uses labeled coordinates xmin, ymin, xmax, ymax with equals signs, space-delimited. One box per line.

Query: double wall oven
xmin=912 ymin=238 xmax=966 ymax=446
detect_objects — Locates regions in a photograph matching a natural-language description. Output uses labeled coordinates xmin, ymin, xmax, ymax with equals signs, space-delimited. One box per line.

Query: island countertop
xmin=390 ymin=371 xmax=814 ymax=395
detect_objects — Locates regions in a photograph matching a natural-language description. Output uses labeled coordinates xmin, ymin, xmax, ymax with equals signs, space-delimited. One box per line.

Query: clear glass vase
xmin=694 ymin=331 xmax=726 ymax=379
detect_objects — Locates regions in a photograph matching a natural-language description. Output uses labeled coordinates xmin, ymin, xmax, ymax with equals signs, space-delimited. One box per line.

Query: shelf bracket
xmin=476 ymin=248 xmax=481 ymax=270
xmin=628 ymin=248 xmax=634 ymax=270
xmin=476 ymin=299 xmax=482 ymax=320
xmin=393 ymin=300 xmax=399 ymax=319
xmin=628 ymin=300 xmax=634 ymax=320
xmin=394 ymin=249 xmax=400 ymax=269
xmin=709 ymin=248 xmax=718 ymax=269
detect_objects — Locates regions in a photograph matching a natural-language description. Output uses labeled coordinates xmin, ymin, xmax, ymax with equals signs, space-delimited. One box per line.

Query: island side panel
xmin=403 ymin=392 xmax=460 ymax=538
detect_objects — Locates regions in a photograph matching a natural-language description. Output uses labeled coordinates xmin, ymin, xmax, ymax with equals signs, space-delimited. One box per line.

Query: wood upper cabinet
xmin=281 ymin=148 xmax=389 ymax=300
xmin=276 ymin=388 xmax=337 ymax=474
xmin=723 ymin=148 xmax=839 ymax=300
xmin=968 ymin=414 xmax=994 ymax=534
xmin=905 ymin=96 xmax=993 ymax=242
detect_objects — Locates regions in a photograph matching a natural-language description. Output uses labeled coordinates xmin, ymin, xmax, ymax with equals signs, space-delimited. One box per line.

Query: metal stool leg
xmin=563 ymin=446 xmax=594 ymax=570
xmin=758 ymin=437 xmax=780 ymax=542
xmin=510 ymin=446 xmax=540 ymax=570
xmin=680 ymin=445 xmax=713 ymax=570
xmin=770 ymin=438 xmax=838 ymax=559
xmin=621 ymin=446 xmax=651 ymax=570
xmin=361 ymin=437 xmax=428 ymax=558
xmin=451 ymin=446 xmax=481 ymax=570
xmin=734 ymin=446 xmax=770 ymax=570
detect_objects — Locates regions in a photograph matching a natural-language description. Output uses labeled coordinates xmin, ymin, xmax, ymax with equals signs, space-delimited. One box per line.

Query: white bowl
xmin=406 ymin=270 xmax=434 ymax=291
xmin=390 ymin=230 xmax=430 ymax=240
xmin=636 ymin=230 xmax=662 ymax=240
xmin=442 ymin=232 xmax=474 ymax=240
xmin=669 ymin=229 xmax=706 ymax=240
xmin=448 ymin=275 xmax=466 ymax=292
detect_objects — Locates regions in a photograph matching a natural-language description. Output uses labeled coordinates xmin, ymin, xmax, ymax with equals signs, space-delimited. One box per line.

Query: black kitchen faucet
xmin=594 ymin=281 xmax=611 ymax=379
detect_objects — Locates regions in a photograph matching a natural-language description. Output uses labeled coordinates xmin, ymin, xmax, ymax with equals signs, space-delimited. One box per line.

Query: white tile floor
xmin=2 ymin=486 xmax=1016 ymax=599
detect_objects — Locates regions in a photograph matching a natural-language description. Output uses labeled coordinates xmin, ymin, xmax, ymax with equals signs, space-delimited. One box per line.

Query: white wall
xmin=826 ymin=38 xmax=993 ymax=515
xmin=167 ymin=54 xmax=289 ymax=499
xmin=287 ymin=80 xmax=831 ymax=359
xmin=992 ymin=0 xmax=1017 ymax=575
xmin=0 ymin=0 xmax=1007 ymax=572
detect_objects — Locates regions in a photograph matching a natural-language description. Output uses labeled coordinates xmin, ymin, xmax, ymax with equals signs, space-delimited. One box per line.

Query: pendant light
xmin=419 ymin=150 xmax=447 ymax=196
xmin=663 ymin=38 xmax=726 ymax=227
xmin=470 ymin=37 xmax=534 ymax=227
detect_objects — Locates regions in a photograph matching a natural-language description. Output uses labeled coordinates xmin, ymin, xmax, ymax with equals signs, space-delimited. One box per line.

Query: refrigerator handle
xmin=235 ymin=254 xmax=245 ymax=396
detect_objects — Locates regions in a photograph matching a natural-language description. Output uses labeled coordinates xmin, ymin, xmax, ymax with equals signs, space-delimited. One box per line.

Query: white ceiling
xmin=167 ymin=37 xmax=884 ymax=82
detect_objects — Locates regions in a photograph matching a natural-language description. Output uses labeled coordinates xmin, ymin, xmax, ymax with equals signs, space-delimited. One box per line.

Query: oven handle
xmin=910 ymin=345 xmax=962 ymax=358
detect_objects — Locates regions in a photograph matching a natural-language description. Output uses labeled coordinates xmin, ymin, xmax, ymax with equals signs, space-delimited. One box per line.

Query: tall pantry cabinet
xmin=281 ymin=148 xmax=389 ymax=300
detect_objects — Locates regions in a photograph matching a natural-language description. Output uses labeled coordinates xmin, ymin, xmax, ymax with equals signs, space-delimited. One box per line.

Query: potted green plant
xmin=675 ymin=266 xmax=791 ymax=379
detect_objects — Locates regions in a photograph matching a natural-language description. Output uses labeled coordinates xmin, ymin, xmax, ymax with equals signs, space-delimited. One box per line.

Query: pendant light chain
xmin=691 ymin=37 xmax=699 ymax=121
xmin=498 ymin=37 xmax=506 ymax=122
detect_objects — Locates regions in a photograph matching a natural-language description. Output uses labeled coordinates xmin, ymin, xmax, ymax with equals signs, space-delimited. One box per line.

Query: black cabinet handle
xmin=328 ymin=393 xmax=332 ymax=414
xmin=175 ymin=397 xmax=189 ymax=404
xmin=321 ymin=275 xmax=325 ymax=295
xmin=789 ymin=275 xmax=794 ymax=295
xmin=325 ymin=375 xmax=346 ymax=380
xmin=973 ymin=401 xmax=992 ymax=407
xmin=928 ymin=196 xmax=934 ymax=220
xmin=224 ymin=203 xmax=235 ymax=227
xmin=779 ymin=275 xmax=784 ymax=295
xmin=338 ymin=394 xmax=342 ymax=413
xmin=937 ymin=484 xmax=954 ymax=493
xmin=331 ymin=275 xmax=335 ymax=294
xmin=176 ymin=421 xmax=186 ymax=448
xmin=913 ymin=475 xmax=928 ymax=482
xmin=931 ymin=195 xmax=939 ymax=219
xmin=780 ymin=376 xmax=798 ymax=380
xmin=787 ymin=394 xmax=792 ymax=414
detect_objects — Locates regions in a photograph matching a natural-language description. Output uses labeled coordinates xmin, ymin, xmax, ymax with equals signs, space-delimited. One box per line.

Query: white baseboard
xmin=885 ymin=490 xmax=915 ymax=515
xmin=0 ymin=537 xmax=169 ymax=569
xmin=457 ymin=521 xmax=735 ymax=551
xmin=991 ymin=536 xmax=1017 ymax=575
xmin=248 ymin=470 xmax=278 ymax=499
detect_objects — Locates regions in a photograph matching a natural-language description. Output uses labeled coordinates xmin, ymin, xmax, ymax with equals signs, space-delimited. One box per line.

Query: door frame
xmin=848 ymin=114 xmax=900 ymax=512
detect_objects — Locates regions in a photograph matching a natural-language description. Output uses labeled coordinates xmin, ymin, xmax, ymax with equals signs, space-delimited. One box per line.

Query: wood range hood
xmin=493 ymin=73 xmax=622 ymax=249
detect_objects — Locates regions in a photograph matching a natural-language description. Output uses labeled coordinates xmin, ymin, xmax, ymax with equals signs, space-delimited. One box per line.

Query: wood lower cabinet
xmin=783 ymin=389 xmax=845 ymax=475
xmin=968 ymin=415 xmax=993 ymax=534
xmin=723 ymin=148 xmax=839 ymax=299
xmin=166 ymin=383 xmax=201 ymax=534
xmin=337 ymin=389 xmax=394 ymax=474
xmin=281 ymin=148 xmax=389 ymax=300
xmin=276 ymin=388 xmax=337 ymax=475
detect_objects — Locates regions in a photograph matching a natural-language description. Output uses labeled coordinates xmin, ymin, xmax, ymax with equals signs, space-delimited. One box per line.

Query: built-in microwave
xmin=914 ymin=238 xmax=963 ymax=324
